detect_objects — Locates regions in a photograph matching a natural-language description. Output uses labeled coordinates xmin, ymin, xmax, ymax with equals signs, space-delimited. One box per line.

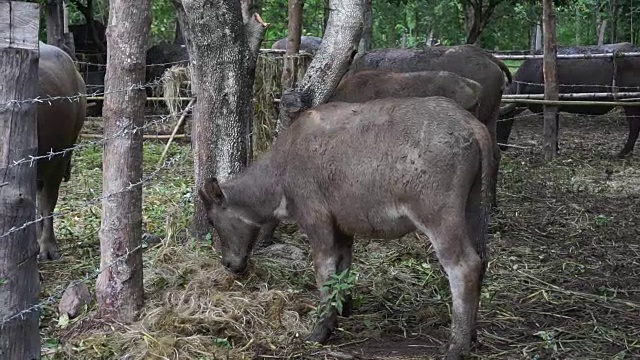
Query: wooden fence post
xmin=0 ymin=2 xmax=42 ymax=359
xmin=543 ymin=0 xmax=559 ymax=160
xmin=95 ymin=0 xmax=152 ymax=321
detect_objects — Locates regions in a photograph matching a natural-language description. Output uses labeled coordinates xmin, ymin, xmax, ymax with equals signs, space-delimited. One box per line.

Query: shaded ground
xmin=36 ymin=110 xmax=640 ymax=359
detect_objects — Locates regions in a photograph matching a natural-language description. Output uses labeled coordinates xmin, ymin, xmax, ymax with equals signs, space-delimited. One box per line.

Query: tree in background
xmin=173 ymin=0 xmax=268 ymax=240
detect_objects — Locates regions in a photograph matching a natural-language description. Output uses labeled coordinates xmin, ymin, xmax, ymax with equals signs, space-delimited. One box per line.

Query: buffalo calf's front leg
xmin=304 ymin=221 xmax=354 ymax=344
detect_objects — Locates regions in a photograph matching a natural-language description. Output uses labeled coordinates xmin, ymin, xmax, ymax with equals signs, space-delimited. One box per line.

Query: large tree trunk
xmin=96 ymin=0 xmax=152 ymax=321
xmin=176 ymin=0 xmax=267 ymax=239
xmin=610 ymin=0 xmax=618 ymax=42
xmin=70 ymin=0 xmax=106 ymax=53
xmin=277 ymin=0 xmax=364 ymax=131
xmin=0 ymin=3 xmax=41 ymax=359
xmin=358 ymin=0 xmax=372 ymax=54
xmin=281 ymin=0 xmax=304 ymax=91
xmin=463 ymin=0 xmax=500 ymax=45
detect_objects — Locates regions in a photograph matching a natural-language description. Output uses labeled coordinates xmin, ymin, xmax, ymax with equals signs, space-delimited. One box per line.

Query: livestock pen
xmin=26 ymin=55 xmax=640 ymax=359
xmin=33 ymin=96 xmax=640 ymax=360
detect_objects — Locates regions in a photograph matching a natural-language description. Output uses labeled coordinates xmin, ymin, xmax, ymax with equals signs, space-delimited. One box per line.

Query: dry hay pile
xmin=253 ymin=51 xmax=312 ymax=154
xmin=147 ymin=51 xmax=312 ymax=155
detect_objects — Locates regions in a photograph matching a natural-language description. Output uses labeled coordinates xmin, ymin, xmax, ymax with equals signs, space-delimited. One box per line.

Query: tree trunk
xmin=277 ymin=0 xmax=363 ymax=131
xmin=357 ymin=0 xmax=372 ymax=54
xmin=598 ymin=18 xmax=607 ymax=45
xmin=610 ymin=0 xmax=618 ymax=43
xmin=46 ymin=0 xmax=64 ymax=47
xmin=96 ymin=0 xmax=152 ymax=322
xmin=323 ymin=0 xmax=330 ymax=35
xmin=542 ymin=0 xmax=558 ymax=160
xmin=177 ymin=0 xmax=267 ymax=240
xmin=281 ymin=0 xmax=304 ymax=91
xmin=174 ymin=19 xmax=185 ymax=45
xmin=0 ymin=2 xmax=41 ymax=359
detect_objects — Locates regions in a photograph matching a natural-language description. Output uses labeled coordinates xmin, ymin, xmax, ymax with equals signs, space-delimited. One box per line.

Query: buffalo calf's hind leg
xmin=412 ymin=211 xmax=483 ymax=360
xmin=303 ymin=216 xmax=354 ymax=344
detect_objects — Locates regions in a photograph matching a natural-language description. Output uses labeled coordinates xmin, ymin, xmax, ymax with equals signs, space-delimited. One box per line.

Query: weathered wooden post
xmin=0 ymin=2 xmax=42 ymax=358
xmin=542 ymin=0 xmax=559 ymax=160
xmin=95 ymin=0 xmax=152 ymax=321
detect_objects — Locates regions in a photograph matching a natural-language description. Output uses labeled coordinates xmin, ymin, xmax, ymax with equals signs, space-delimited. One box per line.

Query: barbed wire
xmin=0 ymin=153 xmax=183 ymax=328
xmin=0 ymin=75 xmax=175 ymax=111
xmin=4 ymin=113 xmax=175 ymax=172
xmin=74 ymin=59 xmax=190 ymax=69
xmin=0 ymin=155 xmax=183 ymax=241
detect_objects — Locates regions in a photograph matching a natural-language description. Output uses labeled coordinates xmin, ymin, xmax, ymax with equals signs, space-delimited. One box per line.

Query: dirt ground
xmin=37 ymin=110 xmax=640 ymax=360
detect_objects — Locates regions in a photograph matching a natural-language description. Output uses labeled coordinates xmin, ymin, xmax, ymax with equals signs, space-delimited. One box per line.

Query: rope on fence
xmin=0 ymin=154 xmax=184 ymax=328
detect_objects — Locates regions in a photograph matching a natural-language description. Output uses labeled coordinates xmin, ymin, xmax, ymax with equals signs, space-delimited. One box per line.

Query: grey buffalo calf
xmin=36 ymin=42 xmax=87 ymax=260
xmin=198 ymin=96 xmax=493 ymax=359
xmin=257 ymin=70 xmax=486 ymax=247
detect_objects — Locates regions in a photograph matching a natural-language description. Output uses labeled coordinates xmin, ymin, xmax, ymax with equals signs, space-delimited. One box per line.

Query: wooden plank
xmin=0 ymin=2 xmax=40 ymax=50
xmin=542 ymin=0 xmax=559 ymax=160
xmin=0 ymin=2 xmax=41 ymax=359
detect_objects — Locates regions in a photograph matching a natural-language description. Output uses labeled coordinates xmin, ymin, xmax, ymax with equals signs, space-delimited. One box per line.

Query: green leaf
xmin=57 ymin=313 xmax=70 ymax=329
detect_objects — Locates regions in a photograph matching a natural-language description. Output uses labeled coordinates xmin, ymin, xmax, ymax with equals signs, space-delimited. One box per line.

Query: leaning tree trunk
xmin=177 ymin=0 xmax=267 ymax=240
xmin=277 ymin=0 xmax=364 ymax=131
xmin=96 ymin=0 xmax=151 ymax=322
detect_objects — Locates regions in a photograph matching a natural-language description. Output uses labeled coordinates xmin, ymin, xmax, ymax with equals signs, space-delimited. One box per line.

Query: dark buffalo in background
xmin=271 ymin=35 xmax=323 ymax=54
xmin=346 ymin=44 xmax=512 ymax=207
xmin=329 ymin=69 xmax=484 ymax=117
xmin=498 ymin=42 xmax=640 ymax=158
xmin=36 ymin=42 xmax=87 ymax=261
xmin=198 ymin=96 xmax=493 ymax=359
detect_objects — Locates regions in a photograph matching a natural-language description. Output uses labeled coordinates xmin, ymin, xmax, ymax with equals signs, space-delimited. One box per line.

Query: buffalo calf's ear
xmin=199 ymin=177 xmax=225 ymax=207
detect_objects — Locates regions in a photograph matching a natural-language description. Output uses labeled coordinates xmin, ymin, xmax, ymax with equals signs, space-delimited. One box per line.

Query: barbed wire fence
xmin=0 ymin=50 xmax=311 ymax=336
xmin=0 ymin=54 xmax=196 ymax=338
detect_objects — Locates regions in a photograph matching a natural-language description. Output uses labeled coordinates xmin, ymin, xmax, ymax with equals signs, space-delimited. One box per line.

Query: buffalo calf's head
xmin=198 ymin=177 xmax=261 ymax=275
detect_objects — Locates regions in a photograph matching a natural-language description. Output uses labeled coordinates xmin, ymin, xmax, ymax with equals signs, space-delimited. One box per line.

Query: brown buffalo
xmin=36 ymin=42 xmax=87 ymax=261
xmin=347 ymin=45 xmax=512 ymax=207
xmin=199 ymin=96 xmax=493 ymax=359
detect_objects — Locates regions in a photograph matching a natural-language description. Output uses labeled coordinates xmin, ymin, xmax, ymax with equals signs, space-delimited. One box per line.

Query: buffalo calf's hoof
xmin=305 ymin=322 xmax=333 ymax=345
xmin=338 ymin=294 xmax=353 ymax=318
xmin=444 ymin=341 xmax=471 ymax=360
